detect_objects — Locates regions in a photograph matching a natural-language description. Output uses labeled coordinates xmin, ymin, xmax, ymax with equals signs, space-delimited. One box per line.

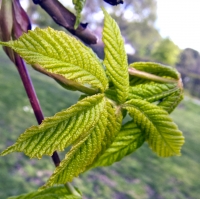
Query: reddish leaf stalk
xmin=14 ymin=53 xmax=60 ymax=167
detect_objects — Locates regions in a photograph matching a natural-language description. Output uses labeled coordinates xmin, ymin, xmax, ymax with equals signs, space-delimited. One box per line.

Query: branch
xmin=32 ymin=0 xmax=97 ymax=45
xmin=103 ymin=0 xmax=124 ymax=6
xmin=14 ymin=40 xmax=80 ymax=197
xmin=14 ymin=53 xmax=61 ymax=167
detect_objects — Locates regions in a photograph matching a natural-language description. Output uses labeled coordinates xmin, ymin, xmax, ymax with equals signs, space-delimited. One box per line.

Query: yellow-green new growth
xmin=0 ymin=94 xmax=106 ymax=158
xmin=73 ymin=0 xmax=86 ymax=29
xmin=41 ymin=104 xmax=108 ymax=189
xmin=102 ymin=8 xmax=129 ymax=103
xmin=124 ymin=99 xmax=184 ymax=157
xmin=0 ymin=27 xmax=108 ymax=92
xmin=8 ymin=186 xmax=81 ymax=199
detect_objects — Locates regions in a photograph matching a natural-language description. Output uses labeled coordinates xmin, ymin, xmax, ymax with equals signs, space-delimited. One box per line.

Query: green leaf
xmin=98 ymin=101 xmax=123 ymax=154
xmin=128 ymin=82 xmax=179 ymax=102
xmin=129 ymin=62 xmax=180 ymax=86
xmin=123 ymin=99 xmax=184 ymax=157
xmin=91 ymin=120 xmax=145 ymax=167
xmin=8 ymin=186 xmax=81 ymax=199
xmin=73 ymin=0 xmax=86 ymax=29
xmin=158 ymin=89 xmax=184 ymax=113
xmin=129 ymin=62 xmax=180 ymax=80
xmin=0 ymin=94 xmax=106 ymax=158
xmin=102 ymin=8 xmax=129 ymax=103
xmin=0 ymin=27 xmax=108 ymax=92
xmin=41 ymin=106 xmax=108 ymax=189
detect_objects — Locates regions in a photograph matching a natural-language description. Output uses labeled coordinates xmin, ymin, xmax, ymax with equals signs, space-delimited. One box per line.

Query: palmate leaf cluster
xmin=0 ymin=9 xmax=184 ymax=195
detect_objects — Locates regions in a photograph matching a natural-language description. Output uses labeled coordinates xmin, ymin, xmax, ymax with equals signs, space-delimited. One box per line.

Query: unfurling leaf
xmin=91 ymin=120 xmax=145 ymax=168
xmin=123 ymin=99 xmax=184 ymax=157
xmin=158 ymin=89 xmax=184 ymax=113
xmin=129 ymin=62 xmax=180 ymax=80
xmin=73 ymin=0 xmax=86 ymax=29
xmin=0 ymin=27 xmax=108 ymax=92
xmin=102 ymin=8 xmax=129 ymax=103
xmin=128 ymin=82 xmax=179 ymax=102
xmin=41 ymin=106 xmax=108 ymax=189
xmin=8 ymin=186 xmax=81 ymax=199
xmin=0 ymin=94 xmax=106 ymax=158
xmin=129 ymin=62 xmax=180 ymax=86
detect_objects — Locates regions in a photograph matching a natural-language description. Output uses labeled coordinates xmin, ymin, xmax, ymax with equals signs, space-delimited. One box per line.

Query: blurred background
xmin=0 ymin=0 xmax=200 ymax=198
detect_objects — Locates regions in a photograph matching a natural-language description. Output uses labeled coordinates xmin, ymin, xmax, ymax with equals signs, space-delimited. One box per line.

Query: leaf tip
xmin=101 ymin=7 xmax=110 ymax=18
xmin=0 ymin=145 xmax=16 ymax=156
xmin=0 ymin=41 xmax=10 ymax=47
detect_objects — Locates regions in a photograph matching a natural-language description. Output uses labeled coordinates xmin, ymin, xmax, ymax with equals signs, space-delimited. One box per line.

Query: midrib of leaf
xmin=0 ymin=27 xmax=108 ymax=91
xmin=123 ymin=99 xmax=184 ymax=157
xmin=127 ymin=103 xmax=175 ymax=153
xmin=0 ymin=94 xmax=106 ymax=158
xmin=129 ymin=62 xmax=180 ymax=80
xmin=103 ymin=8 xmax=129 ymax=103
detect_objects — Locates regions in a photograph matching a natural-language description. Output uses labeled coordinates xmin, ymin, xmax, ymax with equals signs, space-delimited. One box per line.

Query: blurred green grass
xmin=0 ymin=48 xmax=200 ymax=199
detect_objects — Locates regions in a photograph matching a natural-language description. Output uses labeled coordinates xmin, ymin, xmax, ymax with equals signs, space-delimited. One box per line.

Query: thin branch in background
xmin=14 ymin=53 xmax=61 ymax=167
xmin=32 ymin=0 xmax=97 ymax=45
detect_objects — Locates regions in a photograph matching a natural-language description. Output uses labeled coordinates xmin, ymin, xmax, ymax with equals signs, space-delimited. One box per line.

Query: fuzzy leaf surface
xmin=0 ymin=94 xmax=106 ymax=158
xmin=91 ymin=120 xmax=145 ymax=167
xmin=88 ymin=101 xmax=123 ymax=168
xmin=73 ymin=0 xmax=86 ymax=29
xmin=106 ymin=83 xmax=179 ymax=108
xmin=123 ymin=99 xmax=184 ymax=157
xmin=103 ymin=9 xmax=129 ymax=103
xmin=158 ymin=89 xmax=184 ymax=113
xmin=41 ymin=107 xmax=108 ymax=189
xmin=0 ymin=27 xmax=108 ymax=91
xmin=8 ymin=186 xmax=81 ymax=199
xmin=128 ymin=83 xmax=179 ymax=102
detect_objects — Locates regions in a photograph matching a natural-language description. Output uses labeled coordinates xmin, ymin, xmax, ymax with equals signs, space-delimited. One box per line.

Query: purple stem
xmin=14 ymin=53 xmax=60 ymax=167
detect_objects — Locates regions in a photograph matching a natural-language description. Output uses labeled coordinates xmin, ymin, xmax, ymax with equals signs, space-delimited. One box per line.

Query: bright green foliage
xmin=130 ymin=62 xmax=180 ymax=80
xmin=90 ymin=121 xmax=145 ymax=167
xmin=0 ymin=27 xmax=108 ymax=92
xmin=128 ymin=83 xmax=179 ymax=102
xmin=88 ymin=101 xmax=123 ymax=167
xmin=158 ymin=89 xmax=184 ymax=113
xmin=0 ymin=10 xmax=184 ymax=192
xmin=8 ymin=186 xmax=81 ymax=199
xmin=72 ymin=0 xmax=86 ymax=29
xmin=102 ymin=8 xmax=129 ymax=103
xmin=41 ymin=107 xmax=107 ymax=189
xmin=123 ymin=99 xmax=184 ymax=157
xmin=0 ymin=94 xmax=106 ymax=158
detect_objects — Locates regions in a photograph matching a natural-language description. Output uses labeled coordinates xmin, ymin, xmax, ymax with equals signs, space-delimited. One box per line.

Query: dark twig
xmin=14 ymin=53 xmax=61 ymax=167
xmin=32 ymin=0 xmax=97 ymax=45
